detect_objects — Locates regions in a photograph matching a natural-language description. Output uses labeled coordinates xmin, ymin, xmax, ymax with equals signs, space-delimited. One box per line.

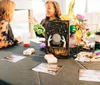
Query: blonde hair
xmin=46 ymin=0 xmax=62 ymax=18
xmin=0 ymin=0 xmax=16 ymax=22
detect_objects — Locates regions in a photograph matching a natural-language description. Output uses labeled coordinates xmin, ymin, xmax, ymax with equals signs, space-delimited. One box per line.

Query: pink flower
xmin=76 ymin=14 xmax=84 ymax=20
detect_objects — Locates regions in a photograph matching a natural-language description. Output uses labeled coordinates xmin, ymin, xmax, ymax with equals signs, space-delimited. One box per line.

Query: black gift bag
xmin=45 ymin=19 xmax=70 ymax=59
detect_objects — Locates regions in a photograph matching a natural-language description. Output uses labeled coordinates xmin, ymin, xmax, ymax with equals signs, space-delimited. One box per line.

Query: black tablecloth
xmin=0 ymin=42 xmax=99 ymax=85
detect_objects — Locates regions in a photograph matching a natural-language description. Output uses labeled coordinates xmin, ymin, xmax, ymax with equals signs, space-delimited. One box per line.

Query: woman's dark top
xmin=36 ymin=18 xmax=59 ymax=37
xmin=0 ymin=18 xmax=18 ymax=49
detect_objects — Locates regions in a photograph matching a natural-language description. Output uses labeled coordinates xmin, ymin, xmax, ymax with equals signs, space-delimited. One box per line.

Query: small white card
xmin=31 ymin=37 xmax=45 ymax=43
xmin=79 ymin=69 xmax=100 ymax=82
xmin=3 ymin=54 xmax=25 ymax=63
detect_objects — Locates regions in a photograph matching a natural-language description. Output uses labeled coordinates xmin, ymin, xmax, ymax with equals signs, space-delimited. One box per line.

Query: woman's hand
xmin=28 ymin=17 xmax=37 ymax=24
xmin=16 ymin=36 xmax=22 ymax=44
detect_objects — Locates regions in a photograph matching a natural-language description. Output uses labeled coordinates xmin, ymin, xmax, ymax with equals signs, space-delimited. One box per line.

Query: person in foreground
xmin=0 ymin=0 xmax=22 ymax=49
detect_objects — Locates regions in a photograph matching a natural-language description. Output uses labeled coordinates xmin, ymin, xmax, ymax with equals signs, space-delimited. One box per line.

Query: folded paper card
xmin=32 ymin=63 xmax=63 ymax=75
xmin=2 ymin=54 xmax=25 ymax=63
xmin=79 ymin=69 xmax=100 ymax=82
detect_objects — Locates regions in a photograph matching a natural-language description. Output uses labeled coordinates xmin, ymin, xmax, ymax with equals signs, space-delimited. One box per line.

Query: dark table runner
xmin=0 ymin=42 xmax=100 ymax=85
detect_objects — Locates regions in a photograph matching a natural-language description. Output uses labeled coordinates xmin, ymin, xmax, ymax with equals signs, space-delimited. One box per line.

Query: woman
xmin=29 ymin=0 xmax=62 ymax=37
xmin=29 ymin=0 xmax=76 ymax=48
xmin=0 ymin=0 xmax=22 ymax=48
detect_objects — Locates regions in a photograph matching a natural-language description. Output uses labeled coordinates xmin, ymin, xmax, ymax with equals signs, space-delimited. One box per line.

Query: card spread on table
xmin=32 ymin=63 xmax=63 ymax=75
xmin=1 ymin=54 xmax=25 ymax=63
xmin=79 ymin=69 xmax=100 ymax=82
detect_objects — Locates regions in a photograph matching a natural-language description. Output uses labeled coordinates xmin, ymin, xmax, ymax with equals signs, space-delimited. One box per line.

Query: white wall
xmin=32 ymin=0 xmax=46 ymax=22
xmin=87 ymin=0 xmax=100 ymax=13
xmin=58 ymin=0 xmax=67 ymax=14
xmin=15 ymin=0 xmax=33 ymax=9
xmin=85 ymin=0 xmax=100 ymax=30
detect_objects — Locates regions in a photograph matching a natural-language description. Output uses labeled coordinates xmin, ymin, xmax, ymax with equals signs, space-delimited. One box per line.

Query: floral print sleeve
xmin=0 ymin=18 xmax=18 ymax=48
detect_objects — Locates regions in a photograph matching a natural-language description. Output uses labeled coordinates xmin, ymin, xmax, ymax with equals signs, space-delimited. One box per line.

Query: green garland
xmin=33 ymin=24 xmax=45 ymax=36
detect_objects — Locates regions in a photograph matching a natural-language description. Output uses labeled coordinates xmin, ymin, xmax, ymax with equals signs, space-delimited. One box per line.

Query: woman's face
xmin=45 ymin=2 xmax=55 ymax=17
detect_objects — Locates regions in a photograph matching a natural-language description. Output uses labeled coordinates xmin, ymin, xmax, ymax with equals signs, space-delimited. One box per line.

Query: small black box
xmin=46 ymin=19 xmax=70 ymax=59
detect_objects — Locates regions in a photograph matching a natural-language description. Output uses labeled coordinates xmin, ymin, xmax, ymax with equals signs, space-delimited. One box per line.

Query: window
xmin=11 ymin=10 xmax=29 ymax=37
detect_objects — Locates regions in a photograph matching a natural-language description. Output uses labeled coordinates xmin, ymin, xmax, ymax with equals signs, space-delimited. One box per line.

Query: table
xmin=77 ymin=61 xmax=100 ymax=70
xmin=0 ymin=42 xmax=100 ymax=85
